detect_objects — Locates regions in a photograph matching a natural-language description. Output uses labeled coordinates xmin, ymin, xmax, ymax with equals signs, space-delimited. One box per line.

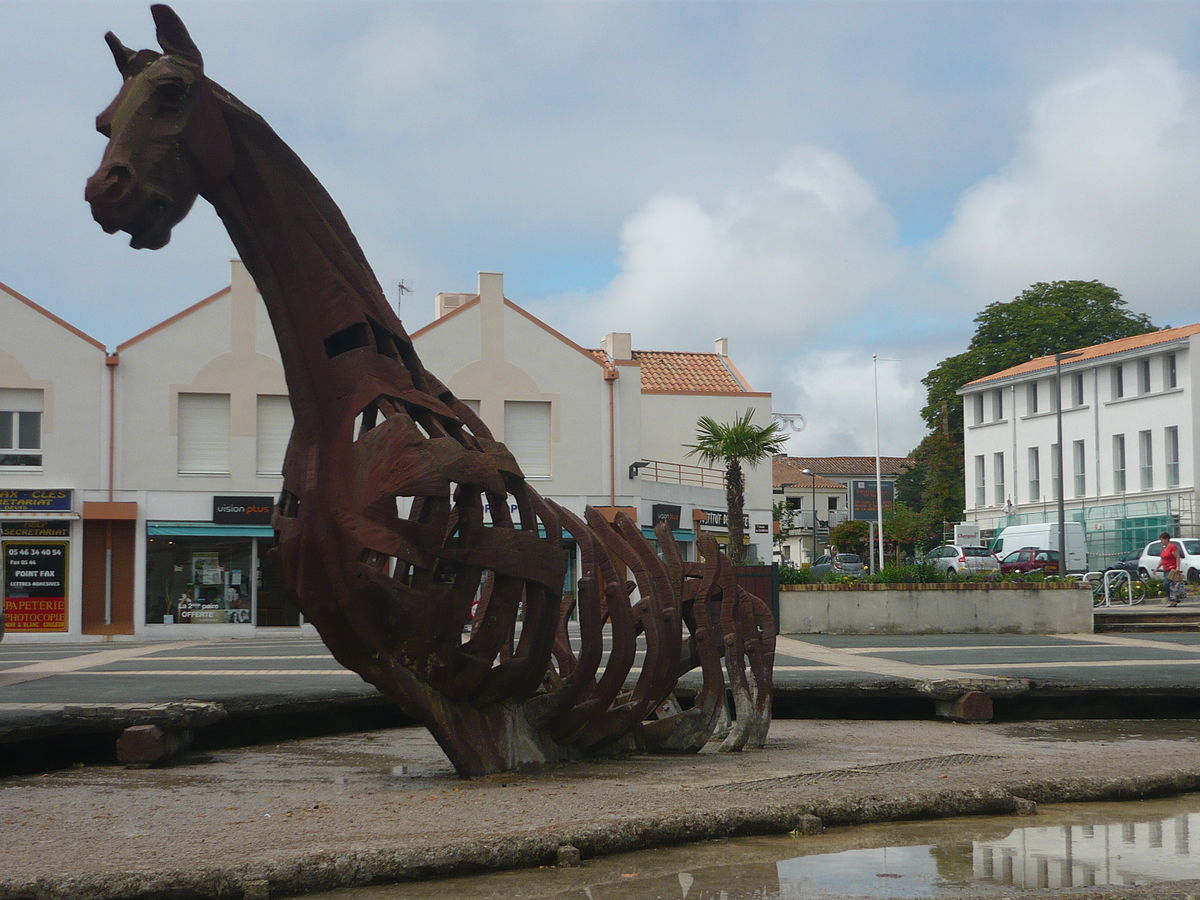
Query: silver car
xmin=924 ymin=544 xmax=1000 ymax=578
xmin=811 ymin=553 xmax=864 ymax=578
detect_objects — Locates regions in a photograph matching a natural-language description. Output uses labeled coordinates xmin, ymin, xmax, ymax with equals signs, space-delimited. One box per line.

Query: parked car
xmin=1137 ymin=537 xmax=1200 ymax=582
xmin=811 ymin=553 xmax=864 ymax=578
xmin=1105 ymin=549 xmax=1143 ymax=577
xmin=924 ymin=544 xmax=1000 ymax=578
xmin=999 ymin=547 xmax=1060 ymax=574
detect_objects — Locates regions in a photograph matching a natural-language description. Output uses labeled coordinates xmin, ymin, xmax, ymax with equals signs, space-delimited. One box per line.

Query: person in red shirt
xmin=1157 ymin=531 xmax=1182 ymax=605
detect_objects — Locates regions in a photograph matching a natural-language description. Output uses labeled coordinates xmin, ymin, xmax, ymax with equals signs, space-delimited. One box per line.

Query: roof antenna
xmin=394 ymin=279 xmax=412 ymax=315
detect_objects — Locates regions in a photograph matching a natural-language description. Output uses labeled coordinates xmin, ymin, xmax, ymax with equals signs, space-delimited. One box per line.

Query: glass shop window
xmin=146 ymin=536 xmax=253 ymax=624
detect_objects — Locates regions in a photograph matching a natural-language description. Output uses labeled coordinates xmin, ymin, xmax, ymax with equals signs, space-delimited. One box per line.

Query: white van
xmin=990 ymin=522 xmax=1087 ymax=573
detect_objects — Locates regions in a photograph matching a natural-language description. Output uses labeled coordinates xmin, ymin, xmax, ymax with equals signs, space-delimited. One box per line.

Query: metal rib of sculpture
xmin=85 ymin=5 xmax=775 ymax=776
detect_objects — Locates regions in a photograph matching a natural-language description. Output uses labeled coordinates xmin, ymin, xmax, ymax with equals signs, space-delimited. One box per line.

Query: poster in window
xmin=3 ymin=541 xmax=68 ymax=632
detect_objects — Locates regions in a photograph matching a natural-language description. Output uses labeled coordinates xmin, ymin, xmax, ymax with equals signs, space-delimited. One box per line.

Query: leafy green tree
xmin=687 ymin=409 xmax=787 ymax=565
xmin=922 ymin=281 xmax=1155 ymax=439
xmin=883 ymin=501 xmax=932 ymax=561
xmin=829 ymin=520 xmax=869 ymax=557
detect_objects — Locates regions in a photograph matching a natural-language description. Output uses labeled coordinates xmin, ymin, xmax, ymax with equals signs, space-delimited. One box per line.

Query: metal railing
xmin=636 ymin=459 xmax=726 ymax=489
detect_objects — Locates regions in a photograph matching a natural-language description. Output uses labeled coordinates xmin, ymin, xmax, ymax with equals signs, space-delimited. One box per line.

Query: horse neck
xmin=202 ymin=100 xmax=413 ymax=432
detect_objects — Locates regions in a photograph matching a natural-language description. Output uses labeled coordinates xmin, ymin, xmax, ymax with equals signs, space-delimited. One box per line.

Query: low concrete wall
xmin=779 ymin=582 xmax=1093 ymax=634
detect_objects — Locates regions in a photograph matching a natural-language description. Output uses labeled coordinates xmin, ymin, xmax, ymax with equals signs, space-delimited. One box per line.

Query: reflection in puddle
xmin=308 ymin=794 xmax=1200 ymax=898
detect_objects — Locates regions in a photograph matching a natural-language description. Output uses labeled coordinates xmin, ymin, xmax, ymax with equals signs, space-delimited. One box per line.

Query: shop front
xmin=145 ymin=495 xmax=300 ymax=629
xmin=0 ymin=489 xmax=77 ymax=636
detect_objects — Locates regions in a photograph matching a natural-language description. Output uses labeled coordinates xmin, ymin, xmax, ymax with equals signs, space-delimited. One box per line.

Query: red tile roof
xmin=588 ymin=349 xmax=754 ymax=394
xmin=775 ymin=456 xmax=913 ymax=486
xmin=964 ymin=323 xmax=1200 ymax=387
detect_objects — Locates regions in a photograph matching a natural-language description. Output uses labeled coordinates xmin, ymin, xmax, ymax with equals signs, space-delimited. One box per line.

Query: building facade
xmin=959 ymin=324 xmax=1200 ymax=569
xmin=772 ymin=455 xmax=912 ymax=565
xmin=1 ymin=265 xmax=773 ymax=641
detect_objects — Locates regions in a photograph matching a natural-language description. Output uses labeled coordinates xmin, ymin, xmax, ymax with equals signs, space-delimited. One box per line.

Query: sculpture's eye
xmin=156 ymin=79 xmax=188 ymax=109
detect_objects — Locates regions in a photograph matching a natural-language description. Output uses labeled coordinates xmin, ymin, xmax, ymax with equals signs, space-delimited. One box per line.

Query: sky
xmin=5 ymin=1 xmax=1200 ymax=460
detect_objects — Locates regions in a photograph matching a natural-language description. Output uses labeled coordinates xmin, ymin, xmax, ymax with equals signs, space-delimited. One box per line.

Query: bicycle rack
xmin=1089 ymin=569 xmax=1140 ymax=607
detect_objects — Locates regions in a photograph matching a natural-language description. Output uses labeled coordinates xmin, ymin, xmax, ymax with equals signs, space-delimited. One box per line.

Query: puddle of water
xmin=306 ymin=794 xmax=1200 ymax=899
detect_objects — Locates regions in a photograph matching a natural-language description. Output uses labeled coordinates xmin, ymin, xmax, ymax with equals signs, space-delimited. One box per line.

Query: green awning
xmin=147 ymin=522 xmax=274 ymax=538
xmin=641 ymin=526 xmax=694 ymax=542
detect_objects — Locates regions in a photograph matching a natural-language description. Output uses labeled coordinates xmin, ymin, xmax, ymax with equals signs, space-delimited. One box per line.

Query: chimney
xmin=434 ymin=292 xmax=473 ymax=319
xmin=714 ymin=337 xmax=729 ymax=356
xmin=478 ymin=271 xmax=504 ymax=307
xmin=602 ymin=332 xmax=633 ymax=361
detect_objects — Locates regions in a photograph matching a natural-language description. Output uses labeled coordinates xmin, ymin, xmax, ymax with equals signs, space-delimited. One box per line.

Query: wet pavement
xmin=5 ymin=718 xmax=1200 ymax=898
xmin=304 ymin=795 xmax=1200 ymax=899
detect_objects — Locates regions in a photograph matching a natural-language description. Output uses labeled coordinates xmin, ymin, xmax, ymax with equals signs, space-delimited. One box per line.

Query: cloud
xmin=778 ymin=350 xmax=929 ymax=458
xmin=933 ymin=49 xmax=1200 ymax=322
xmin=566 ymin=145 xmax=905 ymax=355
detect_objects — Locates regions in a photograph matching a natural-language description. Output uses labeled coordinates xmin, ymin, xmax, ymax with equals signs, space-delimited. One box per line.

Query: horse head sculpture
xmin=85 ymin=5 xmax=233 ymax=250
xmin=86 ymin=4 xmax=775 ymax=777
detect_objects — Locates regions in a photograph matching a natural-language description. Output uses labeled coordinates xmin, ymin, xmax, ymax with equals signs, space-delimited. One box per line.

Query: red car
xmin=999 ymin=547 xmax=1060 ymax=574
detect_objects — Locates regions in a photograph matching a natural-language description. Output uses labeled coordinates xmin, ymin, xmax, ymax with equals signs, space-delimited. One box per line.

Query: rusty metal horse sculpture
xmin=86 ymin=5 xmax=774 ymax=776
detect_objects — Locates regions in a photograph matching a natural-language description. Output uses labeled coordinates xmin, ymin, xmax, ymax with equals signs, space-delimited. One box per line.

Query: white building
xmin=772 ymin=455 xmax=912 ymax=565
xmin=1 ymin=264 xmax=773 ymax=641
xmin=959 ymin=323 xmax=1200 ymax=568
xmin=412 ymin=272 xmax=776 ymax=566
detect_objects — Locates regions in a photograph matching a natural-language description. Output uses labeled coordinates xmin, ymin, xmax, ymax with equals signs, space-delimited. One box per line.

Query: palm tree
xmin=686 ymin=409 xmax=788 ymax=565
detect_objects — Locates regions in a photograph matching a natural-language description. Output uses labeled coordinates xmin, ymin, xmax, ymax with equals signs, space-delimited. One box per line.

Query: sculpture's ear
xmin=151 ymin=4 xmax=202 ymax=69
xmin=104 ymin=32 xmax=137 ymax=78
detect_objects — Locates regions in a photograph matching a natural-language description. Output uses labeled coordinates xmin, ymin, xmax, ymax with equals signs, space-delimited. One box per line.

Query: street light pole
xmin=801 ymin=467 xmax=817 ymax=563
xmin=1055 ymin=350 xmax=1084 ymax=573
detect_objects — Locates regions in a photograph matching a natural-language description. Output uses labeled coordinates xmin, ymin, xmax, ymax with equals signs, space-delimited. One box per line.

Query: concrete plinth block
xmin=556 ymin=844 xmax=582 ymax=867
xmin=115 ymin=724 xmax=192 ymax=766
xmin=1012 ymin=797 xmax=1038 ymax=816
xmin=792 ymin=814 xmax=824 ymax=835
xmin=935 ymin=691 xmax=993 ymax=723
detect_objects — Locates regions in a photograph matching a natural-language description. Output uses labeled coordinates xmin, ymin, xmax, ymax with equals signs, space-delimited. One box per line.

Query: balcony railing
xmin=636 ymin=459 xmax=725 ymax=489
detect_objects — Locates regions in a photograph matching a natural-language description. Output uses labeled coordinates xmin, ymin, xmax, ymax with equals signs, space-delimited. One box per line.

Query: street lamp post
xmin=1055 ymin=350 xmax=1084 ymax=573
xmin=801 ymin=467 xmax=817 ymax=563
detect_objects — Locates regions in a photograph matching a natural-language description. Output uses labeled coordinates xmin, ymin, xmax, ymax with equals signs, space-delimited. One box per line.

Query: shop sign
xmin=0 ymin=489 xmax=72 ymax=513
xmin=754 ymin=523 xmax=769 ymax=534
xmin=212 ymin=496 xmax=274 ymax=525
xmin=651 ymin=504 xmax=682 ymax=530
xmin=697 ymin=509 xmax=749 ymax=530
xmin=0 ymin=521 xmax=70 ymax=538
xmin=849 ymin=480 xmax=895 ymax=521
xmin=3 ymin=541 xmax=68 ymax=632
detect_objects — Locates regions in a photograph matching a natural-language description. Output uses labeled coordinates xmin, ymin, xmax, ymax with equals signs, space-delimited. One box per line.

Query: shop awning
xmin=147 ymin=522 xmax=274 ymax=538
xmin=640 ymin=526 xmax=695 ymax=542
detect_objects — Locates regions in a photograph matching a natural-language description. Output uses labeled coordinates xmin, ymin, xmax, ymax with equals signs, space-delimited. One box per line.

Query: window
xmin=1072 ymin=440 xmax=1085 ymax=497
xmin=1166 ymin=426 xmax=1180 ymax=488
xmin=1165 ymin=353 xmax=1178 ymax=389
xmin=994 ymin=389 xmax=1004 ymax=421
xmin=974 ymin=455 xmax=985 ymax=507
xmin=178 ymin=393 xmax=230 ymax=475
xmin=0 ymin=389 xmax=42 ymax=467
xmin=1072 ymin=372 xmax=1084 ymax=407
xmin=1028 ymin=447 xmax=1040 ymax=502
xmin=255 ymin=395 xmax=293 ymax=476
xmin=1027 ymin=383 xmax=1039 ymax=415
xmin=1139 ymin=429 xmax=1153 ymax=490
xmin=972 ymin=394 xmax=983 ymax=425
xmin=1112 ymin=365 xmax=1124 ymax=399
xmin=1138 ymin=358 xmax=1152 ymax=394
xmin=993 ymin=452 xmax=1005 ymax=505
xmin=504 ymin=400 xmax=551 ymax=477
xmin=1051 ymin=443 xmax=1061 ymax=501
xmin=1113 ymin=434 xmax=1126 ymax=493
xmin=827 ymin=496 xmax=838 ymax=510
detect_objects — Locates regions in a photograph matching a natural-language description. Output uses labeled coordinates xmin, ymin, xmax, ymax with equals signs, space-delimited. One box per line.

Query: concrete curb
xmin=5 ymin=770 xmax=1200 ymax=899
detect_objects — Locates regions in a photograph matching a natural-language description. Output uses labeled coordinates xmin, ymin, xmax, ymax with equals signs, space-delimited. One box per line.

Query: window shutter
xmin=503 ymin=401 xmax=551 ymax=477
xmin=178 ymin=393 xmax=230 ymax=475
xmin=256 ymin=395 xmax=293 ymax=476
